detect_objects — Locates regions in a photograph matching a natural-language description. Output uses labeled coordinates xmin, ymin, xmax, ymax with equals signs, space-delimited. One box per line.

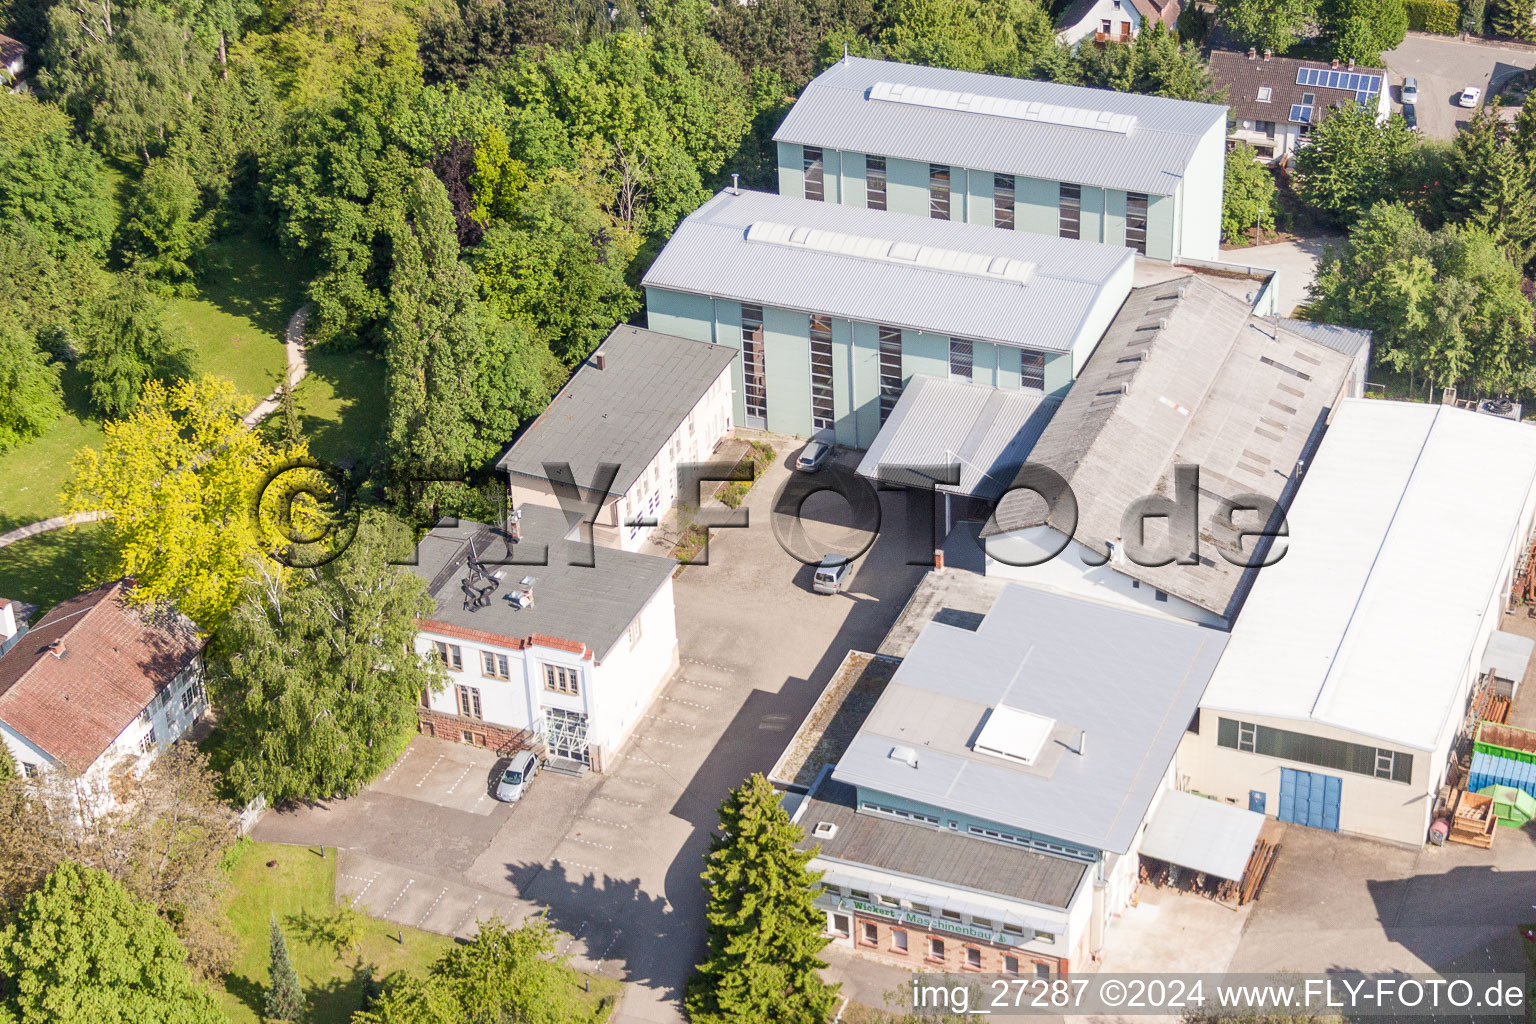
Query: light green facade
xmin=775 ymin=142 xmax=1176 ymax=261
xmin=644 ymin=286 xmax=1070 ymax=449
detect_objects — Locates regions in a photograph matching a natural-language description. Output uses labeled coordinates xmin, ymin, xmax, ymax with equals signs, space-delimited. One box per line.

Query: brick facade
xmin=842 ymin=913 xmax=1067 ymax=977
xmin=416 ymin=706 xmax=540 ymax=756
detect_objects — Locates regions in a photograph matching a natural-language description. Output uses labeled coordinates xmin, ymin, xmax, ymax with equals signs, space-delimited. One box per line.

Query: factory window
xmin=1059 ymin=183 xmax=1081 ymax=240
xmin=456 ymin=684 xmax=483 ymax=720
xmin=1004 ymin=955 xmax=1020 ymax=975
xmin=860 ymin=801 xmax=941 ymax=826
xmin=929 ymin=937 xmax=946 ymax=962
xmin=866 ymin=155 xmax=887 ymax=210
xmin=966 ymin=947 xmax=983 ymax=969
xmin=741 ymin=303 xmax=767 ymax=421
xmin=434 ymin=641 xmax=462 ymax=670
xmin=929 ymin=164 xmax=951 ymax=220
xmin=482 ymin=651 xmax=510 ymax=679
xmin=543 ymin=664 xmax=581 ymax=695
xmin=1126 ymin=192 xmax=1149 ymax=254
xmin=809 ymin=314 xmax=835 ymax=431
xmin=940 ymin=908 xmax=963 ymax=922
xmin=1020 ymin=350 xmax=1045 ymax=391
xmin=949 ymin=338 xmax=973 ymax=381
xmin=861 ymin=922 xmax=879 ymax=946
xmin=1217 ymin=718 xmax=1413 ymax=782
xmin=994 ymin=173 xmax=1015 ymax=230
xmin=878 ymin=326 xmax=903 ymax=424
xmin=891 ymin=929 xmax=909 ymax=953
xmin=803 ymin=146 xmax=825 ymax=201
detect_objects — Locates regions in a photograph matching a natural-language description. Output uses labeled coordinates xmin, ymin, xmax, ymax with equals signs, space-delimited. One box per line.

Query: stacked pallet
xmin=1448 ymin=791 xmax=1497 ymax=848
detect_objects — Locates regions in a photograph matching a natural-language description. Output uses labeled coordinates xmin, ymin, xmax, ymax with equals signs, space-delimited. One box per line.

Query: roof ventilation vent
xmin=890 ymin=745 xmax=920 ymax=769
xmin=813 ymin=821 xmax=839 ymax=839
xmin=973 ymin=706 xmax=1055 ymax=766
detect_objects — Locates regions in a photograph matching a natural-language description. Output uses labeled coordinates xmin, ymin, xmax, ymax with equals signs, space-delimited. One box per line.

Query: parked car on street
xmin=795 ymin=440 xmax=833 ymax=473
xmin=1401 ymin=76 xmax=1418 ymax=104
xmin=494 ymin=750 xmax=541 ymax=802
xmin=812 ymin=555 xmax=849 ymax=595
xmin=1402 ymin=103 xmax=1418 ymax=130
xmin=1459 ymin=85 xmax=1482 ymax=108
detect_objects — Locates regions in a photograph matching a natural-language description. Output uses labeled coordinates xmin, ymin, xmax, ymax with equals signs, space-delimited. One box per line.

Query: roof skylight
xmin=745 ymin=221 xmax=1035 ymax=285
xmin=868 ymin=80 xmax=1137 ymax=135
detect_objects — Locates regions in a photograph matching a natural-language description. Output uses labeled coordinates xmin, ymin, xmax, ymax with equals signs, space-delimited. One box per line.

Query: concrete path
xmin=0 ymin=304 xmax=310 ymax=550
xmin=1222 ymin=236 xmax=1340 ymax=316
xmin=243 ymin=304 xmax=311 ymax=427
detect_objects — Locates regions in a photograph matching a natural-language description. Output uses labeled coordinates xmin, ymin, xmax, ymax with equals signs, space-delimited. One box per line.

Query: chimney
xmin=47 ymin=640 xmax=65 ymax=659
xmin=1347 ymin=59 xmax=1355 ymax=70
xmin=934 ymin=548 xmax=945 ymax=570
xmin=0 ymin=600 xmax=14 ymax=643
xmin=1263 ymin=48 xmax=1272 ymax=60
xmin=1331 ymin=58 xmax=1339 ymax=68
xmin=594 ymin=351 xmax=607 ymax=371
xmin=1247 ymin=47 xmax=1256 ymax=59
xmin=731 ymin=173 xmax=740 ymax=195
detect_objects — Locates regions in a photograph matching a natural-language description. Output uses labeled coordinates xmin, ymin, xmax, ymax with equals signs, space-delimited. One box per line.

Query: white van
xmin=813 ymin=556 xmax=849 ymax=595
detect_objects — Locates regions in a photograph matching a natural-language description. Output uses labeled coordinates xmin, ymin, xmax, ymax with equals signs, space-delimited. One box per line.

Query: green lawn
xmin=0 ymin=521 xmax=114 ymax=614
xmin=0 ymin=233 xmax=300 ymax=528
xmin=289 ymin=346 xmax=390 ymax=472
xmin=217 ymin=842 xmax=621 ymax=1024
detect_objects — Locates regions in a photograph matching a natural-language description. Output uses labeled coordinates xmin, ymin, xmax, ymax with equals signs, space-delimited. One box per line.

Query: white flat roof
xmin=1200 ymin=400 xmax=1536 ymax=751
xmin=1139 ymin=790 xmax=1265 ymax=881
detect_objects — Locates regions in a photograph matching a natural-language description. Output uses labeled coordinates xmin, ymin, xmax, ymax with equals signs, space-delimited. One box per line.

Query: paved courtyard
xmin=1385 ymin=32 xmax=1536 ymax=140
xmin=252 ymin=438 xmax=929 ymax=1024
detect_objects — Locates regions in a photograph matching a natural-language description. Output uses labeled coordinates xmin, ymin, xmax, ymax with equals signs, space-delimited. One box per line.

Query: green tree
xmin=118 ymin=159 xmax=209 ymax=291
xmin=1291 ymin=102 xmax=1421 ymax=225
xmin=0 ymin=93 xmax=115 ymax=261
xmin=1221 ymin=143 xmax=1278 ymax=242
xmin=1075 ymin=23 xmax=1217 ymax=101
xmin=708 ymin=0 xmax=877 ymax=89
xmin=76 ymin=274 xmax=192 ymax=418
xmin=265 ymin=919 xmax=306 ymax=1023
xmin=1320 ymin=0 xmax=1407 ymax=63
xmin=205 ymin=509 xmax=444 ymax=804
xmin=686 ymin=773 xmax=838 ymax=1024
xmin=879 ymin=0 xmax=1076 ymax=81
xmin=166 ymin=64 xmax=281 ymax=216
xmin=0 ymin=744 xmax=15 ymax=785
xmin=1489 ymin=0 xmax=1535 ymax=37
xmin=0 ymin=861 xmax=226 ymax=1024
xmin=0 ymin=323 xmax=65 ymax=453
xmin=237 ymin=0 xmax=420 ymax=105
xmin=1444 ymin=104 xmax=1536 ymax=269
xmin=1309 ymin=201 xmax=1435 ymax=361
xmin=351 ymin=974 xmax=460 ymax=1024
xmin=472 ymin=174 xmax=639 ymax=365
xmin=62 ymin=377 xmax=301 ymax=628
xmin=1213 ymin=0 xmax=1318 ymax=53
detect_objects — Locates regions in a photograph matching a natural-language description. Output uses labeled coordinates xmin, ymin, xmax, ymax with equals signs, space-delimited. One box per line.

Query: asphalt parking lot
xmin=252 ymin=437 xmax=929 ymax=1023
xmin=1385 ymin=33 xmax=1536 ymax=140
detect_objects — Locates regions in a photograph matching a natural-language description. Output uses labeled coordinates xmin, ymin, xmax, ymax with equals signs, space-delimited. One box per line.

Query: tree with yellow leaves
xmin=61 ymin=376 xmax=313 ymax=629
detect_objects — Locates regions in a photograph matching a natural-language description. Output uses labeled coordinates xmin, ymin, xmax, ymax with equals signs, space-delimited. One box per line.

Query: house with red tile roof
xmin=0 ymin=580 xmax=207 ymax=787
xmin=1056 ymin=0 xmax=1181 ymax=45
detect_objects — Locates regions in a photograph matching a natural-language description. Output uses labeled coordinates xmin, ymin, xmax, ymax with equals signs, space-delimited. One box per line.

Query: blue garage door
xmin=1278 ymin=768 xmax=1341 ymax=831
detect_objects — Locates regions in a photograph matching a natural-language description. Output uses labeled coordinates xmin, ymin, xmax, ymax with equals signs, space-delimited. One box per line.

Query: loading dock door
xmin=1278 ymin=768 xmax=1341 ymax=831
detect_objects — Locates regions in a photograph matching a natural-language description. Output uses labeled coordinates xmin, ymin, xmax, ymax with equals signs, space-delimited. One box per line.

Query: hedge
xmin=1405 ymin=0 xmax=1458 ymax=33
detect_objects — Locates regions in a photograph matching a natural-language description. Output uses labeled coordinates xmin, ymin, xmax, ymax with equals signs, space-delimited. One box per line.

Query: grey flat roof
xmin=775 ymin=57 xmax=1228 ymax=197
xmin=834 ymin=583 xmax=1227 ymax=854
xmin=1278 ymin=317 xmax=1372 ymax=360
xmin=797 ymin=778 xmax=1087 ymax=910
xmin=496 ymin=326 xmax=737 ymax=498
xmin=856 ymin=376 xmax=1059 ymax=499
xmin=409 ymin=507 xmax=675 ymax=662
xmin=983 ymin=276 xmax=1354 ymax=620
xmin=642 ymin=189 xmax=1133 ymax=353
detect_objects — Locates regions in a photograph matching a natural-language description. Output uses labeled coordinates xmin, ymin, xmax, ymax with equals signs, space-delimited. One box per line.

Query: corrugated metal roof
xmin=495 ymin=326 xmax=737 ymax=497
xmin=833 ymin=583 xmax=1227 ymax=854
xmin=1138 ymin=790 xmax=1265 ymax=880
xmin=1200 ymin=401 xmax=1536 ymax=751
xmin=642 ymin=189 xmax=1133 ymax=352
xmin=855 ymin=375 xmax=1059 ymax=499
xmin=775 ymin=57 xmax=1228 ymax=197
xmin=983 ymin=276 xmax=1355 ymax=621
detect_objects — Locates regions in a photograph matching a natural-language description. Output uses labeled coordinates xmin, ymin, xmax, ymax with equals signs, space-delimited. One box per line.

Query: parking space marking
xmin=450 ymin=894 xmax=483 ymax=934
xmin=444 ymin=764 xmax=473 ymax=796
xmin=681 ymin=659 xmax=733 ymax=677
xmin=624 ymin=753 xmax=671 ymax=768
xmin=658 ymin=694 xmax=710 ymax=709
xmin=579 ymin=814 xmax=629 ymax=829
xmin=386 ymin=879 xmax=415 ymax=913
xmin=639 ymin=737 xmax=686 ymax=749
xmin=611 ymin=775 xmax=657 ymax=788
xmin=419 ymin=886 xmax=449 ymax=925
xmin=381 ymin=746 xmax=415 ymax=783
xmin=558 ymin=920 xmax=588 ymax=955
xmin=414 ymin=754 xmax=445 ymax=788
xmin=644 ymin=714 xmax=698 ymax=729
xmin=555 ymin=858 xmax=604 ymax=873
xmin=568 ymin=836 xmax=615 ymax=850
xmin=594 ymin=794 xmax=643 ymax=808
xmin=338 ymin=870 xmax=382 ymax=902
xmin=598 ymin=928 xmax=624 ymax=962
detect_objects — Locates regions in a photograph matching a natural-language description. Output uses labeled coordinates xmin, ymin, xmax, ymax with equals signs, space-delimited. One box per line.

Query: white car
xmin=1459 ymin=86 xmax=1482 ymax=108
xmin=494 ymin=750 xmax=540 ymax=803
xmin=1401 ymin=76 xmax=1418 ymax=104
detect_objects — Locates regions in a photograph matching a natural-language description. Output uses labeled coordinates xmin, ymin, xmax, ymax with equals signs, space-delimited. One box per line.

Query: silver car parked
xmin=494 ymin=749 xmax=541 ymax=803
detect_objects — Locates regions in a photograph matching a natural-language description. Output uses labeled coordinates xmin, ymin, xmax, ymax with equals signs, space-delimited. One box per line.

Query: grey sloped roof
xmin=642 ymin=189 xmax=1133 ymax=352
xmin=1278 ymin=317 xmax=1372 ymax=360
xmin=775 ymin=57 xmax=1227 ymax=197
xmin=855 ymin=375 xmax=1060 ymax=499
xmin=833 ymin=583 xmax=1227 ymax=854
xmin=496 ymin=326 xmax=737 ymax=498
xmin=409 ymin=507 xmax=675 ymax=662
xmin=981 ymin=276 xmax=1354 ymax=620
xmin=796 ymin=778 xmax=1087 ymax=909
